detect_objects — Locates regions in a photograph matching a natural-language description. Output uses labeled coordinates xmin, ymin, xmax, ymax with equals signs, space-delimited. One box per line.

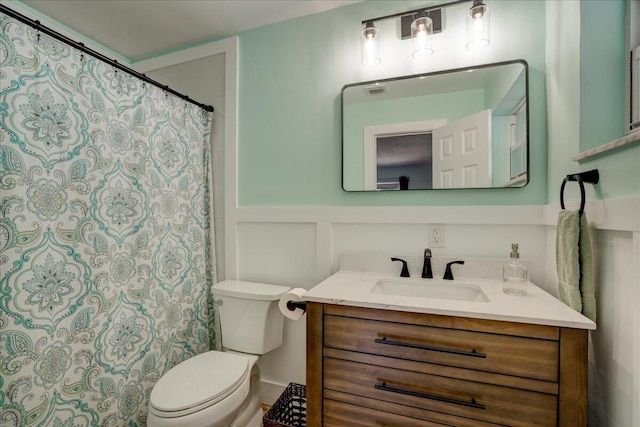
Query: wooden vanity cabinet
xmin=306 ymin=303 xmax=587 ymax=427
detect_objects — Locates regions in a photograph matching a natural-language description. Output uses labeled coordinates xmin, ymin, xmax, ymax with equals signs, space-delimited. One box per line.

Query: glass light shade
xmin=466 ymin=1 xmax=490 ymax=50
xmin=361 ymin=23 xmax=381 ymax=66
xmin=411 ymin=15 xmax=434 ymax=60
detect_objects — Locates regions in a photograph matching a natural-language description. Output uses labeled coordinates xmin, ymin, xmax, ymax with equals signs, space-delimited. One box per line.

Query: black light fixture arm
xmin=0 ymin=4 xmax=214 ymax=113
xmin=361 ymin=0 xmax=473 ymax=25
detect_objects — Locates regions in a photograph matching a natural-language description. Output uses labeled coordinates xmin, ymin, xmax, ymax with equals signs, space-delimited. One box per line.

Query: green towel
xmin=556 ymin=210 xmax=596 ymax=322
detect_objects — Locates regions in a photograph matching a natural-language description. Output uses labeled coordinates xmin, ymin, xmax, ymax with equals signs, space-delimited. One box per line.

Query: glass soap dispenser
xmin=503 ymin=243 xmax=527 ymax=295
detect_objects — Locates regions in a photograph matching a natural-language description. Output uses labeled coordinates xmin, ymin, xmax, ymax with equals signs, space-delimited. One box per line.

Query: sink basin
xmin=371 ymin=279 xmax=489 ymax=303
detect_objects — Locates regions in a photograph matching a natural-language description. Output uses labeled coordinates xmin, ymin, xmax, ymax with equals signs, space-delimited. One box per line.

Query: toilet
xmin=148 ymin=280 xmax=291 ymax=427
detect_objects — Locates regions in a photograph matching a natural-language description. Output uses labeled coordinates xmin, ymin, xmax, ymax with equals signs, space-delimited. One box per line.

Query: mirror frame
xmin=341 ymin=59 xmax=530 ymax=192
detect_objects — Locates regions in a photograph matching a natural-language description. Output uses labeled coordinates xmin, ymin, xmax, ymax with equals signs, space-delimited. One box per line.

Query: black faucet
xmin=421 ymin=248 xmax=433 ymax=279
xmin=443 ymin=260 xmax=465 ymax=280
xmin=391 ymin=257 xmax=410 ymax=277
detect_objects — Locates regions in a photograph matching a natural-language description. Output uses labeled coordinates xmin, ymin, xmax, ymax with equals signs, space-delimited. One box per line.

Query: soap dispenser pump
xmin=503 ymin=243 xmax=527 ymax=295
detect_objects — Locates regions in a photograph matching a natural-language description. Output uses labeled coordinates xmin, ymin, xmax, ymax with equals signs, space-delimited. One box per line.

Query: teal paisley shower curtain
xmin=0 ymin=11 xmax=220 ymax=426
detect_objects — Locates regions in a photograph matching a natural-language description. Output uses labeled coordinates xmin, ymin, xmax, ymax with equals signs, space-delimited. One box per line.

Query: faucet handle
xmin=443 ymin=260 xmax=465 ymax=280
xmin=391 ymin=257 xmax=410 ymax=277
xmin=422 ymin=249 xmax=433 ymax=279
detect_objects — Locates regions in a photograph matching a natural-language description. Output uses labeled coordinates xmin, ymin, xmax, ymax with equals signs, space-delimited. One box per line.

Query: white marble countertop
xmin=303 ymin=270 xmax=596 ymax=330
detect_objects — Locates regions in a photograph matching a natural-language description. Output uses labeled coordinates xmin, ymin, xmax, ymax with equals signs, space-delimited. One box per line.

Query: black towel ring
xmin=560 ymin=175 xmax=585 ymax=215
xmin=560 ymin=169 xmax=599 ymax=216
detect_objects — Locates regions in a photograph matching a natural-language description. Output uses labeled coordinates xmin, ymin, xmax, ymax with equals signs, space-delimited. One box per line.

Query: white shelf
xmin=573 ymin=129 xmax=640 ymax=162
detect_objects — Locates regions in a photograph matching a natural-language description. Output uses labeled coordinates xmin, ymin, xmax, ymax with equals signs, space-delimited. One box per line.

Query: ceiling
xmin=343 ymin=65 xmax=512 ymax=105
xmin=377 ymin=133 xmax=432 ymax=168
xmin=16 ymin=0 xmax=361 ymax=61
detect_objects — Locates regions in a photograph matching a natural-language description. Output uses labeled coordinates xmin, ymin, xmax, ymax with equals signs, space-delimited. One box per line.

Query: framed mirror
xmin=342 ymin=60 xmax=529 ymax=191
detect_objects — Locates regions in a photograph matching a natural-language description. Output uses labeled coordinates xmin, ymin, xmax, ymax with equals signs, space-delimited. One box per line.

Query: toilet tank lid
xmin=212 ymin=280 xmax=291 ymax=301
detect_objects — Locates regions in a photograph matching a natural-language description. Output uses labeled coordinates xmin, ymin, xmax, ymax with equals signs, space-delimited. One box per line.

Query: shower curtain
xmin=0 ymin=11 xmax=220 ymax=426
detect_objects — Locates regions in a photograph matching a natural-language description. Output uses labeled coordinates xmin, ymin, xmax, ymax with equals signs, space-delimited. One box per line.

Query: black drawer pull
xmin=375 ymin=382 xmax=486 ymax=410
xmin=374 ymin=337 xmax=486 ymax=359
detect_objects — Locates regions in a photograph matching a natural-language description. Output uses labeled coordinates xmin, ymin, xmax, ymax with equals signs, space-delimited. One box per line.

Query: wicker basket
xmin=263 ymin=382 xmax=307 ymax=427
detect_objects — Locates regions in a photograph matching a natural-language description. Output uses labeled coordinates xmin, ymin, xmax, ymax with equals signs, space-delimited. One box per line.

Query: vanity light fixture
xmin=360 ymin=0 xmax=491 ymax=65
xmin=411 ymin=11 xmax=434 ymax=59
xmin=361 ymin=21 xmax=381 ymax=66
xmin=466 ymin=0 xmax=490 ymax=50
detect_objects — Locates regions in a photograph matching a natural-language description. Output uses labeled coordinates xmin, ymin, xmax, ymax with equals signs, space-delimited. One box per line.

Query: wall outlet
xmin=429 ymin=224 xmax=445 ymax=248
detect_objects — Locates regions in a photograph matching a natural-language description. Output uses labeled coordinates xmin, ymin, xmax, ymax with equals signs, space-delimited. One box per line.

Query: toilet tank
xmin=212 ymin=280 xmax=291 ymax=354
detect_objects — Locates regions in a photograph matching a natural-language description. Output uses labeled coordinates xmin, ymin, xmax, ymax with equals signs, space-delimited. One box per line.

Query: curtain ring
xmin=35 ymin=20 xmax=41 ymax=43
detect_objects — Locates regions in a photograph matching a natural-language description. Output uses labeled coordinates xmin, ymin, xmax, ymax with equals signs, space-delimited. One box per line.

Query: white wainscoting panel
xmin=634 ymin=232 xmax=640 ymax=427
xmin=232 ymin=198 xmax=640 ymax=408
xmin=584 ymin=230 xmax=637 ymax=426
xmin=236 ymin=222 xmax=317 ymax=287
xmin=236 ymin=222 xmax=318 ymax=405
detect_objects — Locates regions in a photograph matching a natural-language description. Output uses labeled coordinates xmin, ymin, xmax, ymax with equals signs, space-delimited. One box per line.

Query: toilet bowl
xmin=148 ymin=280 xmax=290 ymax=427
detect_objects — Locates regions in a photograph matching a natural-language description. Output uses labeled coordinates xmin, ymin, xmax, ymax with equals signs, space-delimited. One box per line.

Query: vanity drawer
xmin=324 ymin=396 xmax=504 ymax=427
xmin=324 ymin=399 xmax=449 ymax=427
xmin=324 ymin=357 xmax=557 ymax=427
xmin=325 ymin=315 xmax=559 ymax=382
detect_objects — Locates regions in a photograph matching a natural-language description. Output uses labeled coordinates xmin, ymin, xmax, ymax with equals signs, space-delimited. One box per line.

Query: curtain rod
xmin=0 ymin=4 xmax=214 ymax=113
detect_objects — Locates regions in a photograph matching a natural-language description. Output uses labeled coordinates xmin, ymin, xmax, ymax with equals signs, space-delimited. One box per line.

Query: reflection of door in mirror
xmin=342 ymin=60 xmax=529 ymax=191
xmin=363 ymin=119 xmax=447 ymax=190
xmin=432 ymin=109 xmax=492 ymax=188
xmin=376 ymin=133 xmax=432 ymax=190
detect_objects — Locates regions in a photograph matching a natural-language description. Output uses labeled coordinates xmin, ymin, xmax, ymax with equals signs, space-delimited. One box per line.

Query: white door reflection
xmin=432 ymin=109 xmax=491 ymax=189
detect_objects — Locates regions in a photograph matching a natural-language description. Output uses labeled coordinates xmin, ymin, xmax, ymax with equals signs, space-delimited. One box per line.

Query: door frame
xmin=363 ymin=119 xmax=447 ymax=191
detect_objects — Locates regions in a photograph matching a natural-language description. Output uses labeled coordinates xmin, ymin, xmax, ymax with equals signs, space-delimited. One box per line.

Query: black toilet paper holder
xmin=286 ymin=301 xmax=307 ymax=312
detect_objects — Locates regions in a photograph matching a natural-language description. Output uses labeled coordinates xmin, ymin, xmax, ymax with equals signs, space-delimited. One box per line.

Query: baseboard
xmin=260 ymin=379 xmax=287 ymax=406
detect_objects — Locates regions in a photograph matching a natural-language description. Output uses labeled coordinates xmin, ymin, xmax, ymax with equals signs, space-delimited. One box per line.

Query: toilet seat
xmin=149 ymin=351 xmax=250 ymax=418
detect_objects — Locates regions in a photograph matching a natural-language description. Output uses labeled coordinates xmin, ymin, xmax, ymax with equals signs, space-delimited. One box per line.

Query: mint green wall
xmin=485 ymin=66 xmax=527 ymax=187
xmin=343 ymin=89 xmax=484 ymax=190
xmin=579 ymin=0 xmax=627 ymax=151
xmin=580 ymin=0 xmax=626 ymax=151
xmin=484 ymin=64 xmax=525 ymax=112
xmin=238 ymin=0 xmax=547 ymax=206
xmin=547 ymin=0 xmax=640 ymax=204
xmin=491 ymin=115 xmax=510 ymax=186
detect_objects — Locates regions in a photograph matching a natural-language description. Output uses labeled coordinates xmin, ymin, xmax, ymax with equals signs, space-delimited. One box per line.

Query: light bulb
xmin=411 ymin=14 xmax=433 ymax=60
xmin=361 ymin=22 xmax=381 ymax=66
xmin=466 ymin=1 xmax=490 ymax=50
